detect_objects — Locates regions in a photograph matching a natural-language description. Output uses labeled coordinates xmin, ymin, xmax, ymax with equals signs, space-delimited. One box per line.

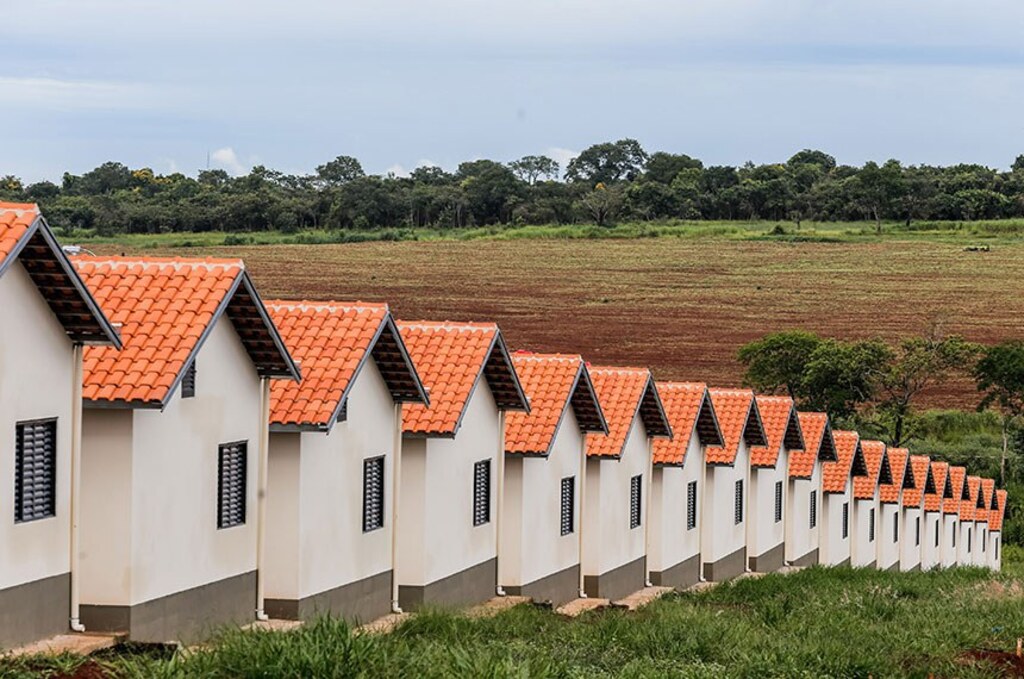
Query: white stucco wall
xmin=940 ymin=514 xmax=958 ymax=568
xmin=899 ymin=508 xmax=922 ymax=571
xmin=974 ymin=524 xmax=989 ymax=567
xmin=920 ymin=511 xmax=942 ymax=570
xmin=747 ymin=450 xmax=787 ymax=563
xmin=850 ymin=498 xmax=877 ymax=567
xmin=265 ymin=359 xmax=398 ymax=602
xmin=988 ymin=531 xmax=1001 ymax=571
xmin=0 ymin=262 xmax=75 ymax=590
xmin=649 ymin=433 xmax=702 ymax=574
xmin=397 ymin=376 xmax=500 ymax=587
xmin=80 ymin=315 xmax=263 ymax=607
xmin=785 ymin=463 xmax=821 ymax=564
xmin=702 ymin=442 xmax=750 ymax=566
xmin=820 ymin=484 xmax=852 ymax=566
xmin=957 ymin=521 xmax=974 ymax=566
xmin=583 ymin=416 xmax=650 ymax=577
xmin=878 ymin=501 xmax=901 ymax=570
xmin=500 ymin=409 xmax=583 ymax=588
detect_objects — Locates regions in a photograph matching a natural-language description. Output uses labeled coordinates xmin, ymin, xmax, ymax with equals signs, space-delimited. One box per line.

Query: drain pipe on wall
xmin=495 ymin=410 xmax=507 ymax=597
xmin=255 ymin=377 xmax=271 ymax=622
xmin=578 ymin=434 xmax=588 ymax=598
xmin=744 ymin=454 xmax=753 ymax=574
xmin=644 ymin=437 xmax=654 ymax=588
xmin=390 ymin=403 xmax=404 ymax=614
xmin=698 ymin=462 xmax=709 ymax=583
xmin=69 ymin=343 xmax=86 ymax=633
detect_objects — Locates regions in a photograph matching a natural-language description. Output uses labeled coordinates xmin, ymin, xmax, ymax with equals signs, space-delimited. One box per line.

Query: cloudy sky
xmin=2 ymin=1 xmax=1023 ymax=182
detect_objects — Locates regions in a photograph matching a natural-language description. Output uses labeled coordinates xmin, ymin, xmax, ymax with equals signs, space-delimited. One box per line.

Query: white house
xmin=0 ymin=203 xmax=120 ymax=649
xmin=877 ymin=448 xmax=910 ymax=571
xmin=851 ymin=441 xmax=891 ymax=569
xmin=583 ymin=366 xmax=671 ymax=600
xmin=976 ymin=478 xmax=996 ymax=567
xmin=820 ymin=430 xmax=868 ymax=567
xmin=899 ymin=454 xmax=932 ymax=572
xmin=746 ymin=396 xmax=804 ymax=573
xmin=942 ymin=466 xmax=967 ymax=568
xmin=958 ymin=476 xmax=982 ymax=566
xmin=73 ymin=256 xmax=300 ymax=643
xmin=262 ymin=302 xmax=428 ymax=623
xmin=988 ymin=489 xmax=1007 ymax=571
xmin=785 ymin=412 xmax=837 ymax=568
xmin=395 ymin=321 xmax=529 ymax=611
xmin=500 ymin=353 xmax=608 ymax=606
xmin=702 ymin=389 xmax=767 ymax=582
xmin=649 ymin=383 xmax=723 ymax=589
xmin=920 ymin=461 xmax=951 ymax=571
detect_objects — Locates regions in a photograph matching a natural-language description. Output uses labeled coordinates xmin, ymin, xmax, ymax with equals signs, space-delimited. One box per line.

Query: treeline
xmin=3 ymin=140 xmax=1024 ymax=234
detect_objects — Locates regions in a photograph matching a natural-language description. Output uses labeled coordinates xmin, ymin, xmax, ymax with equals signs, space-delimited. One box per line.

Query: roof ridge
xmin=659 ymin=381 xmax=707 ymax=389
xmin=511 ymin=352 xmax=582 ymax=363
xmin=0 ymin=201 xmax=39 ymax=214
xmin=267 ymin=300 xmax=389 ymax=313
xmin=588 ymin=365 xmax=651 ymax=374
xmin=397 ymin=320 xmax=497 ymax=331
xmin=73 ymin=255 xmax=244 ymax=271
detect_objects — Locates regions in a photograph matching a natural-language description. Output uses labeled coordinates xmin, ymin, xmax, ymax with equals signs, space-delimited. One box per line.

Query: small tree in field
xmin=738 ymin=331 xmax=822 ymax=400
xmin=975 ymin=341 xmax=1024 ymax=485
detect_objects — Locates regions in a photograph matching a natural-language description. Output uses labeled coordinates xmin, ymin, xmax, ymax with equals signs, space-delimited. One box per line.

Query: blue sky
xmin=2 ymin=0 xmax=1023 ymax=182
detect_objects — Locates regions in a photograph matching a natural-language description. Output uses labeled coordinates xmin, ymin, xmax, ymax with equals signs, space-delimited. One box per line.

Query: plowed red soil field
xmin=100 ymin=237 xmax=1024 ymax=408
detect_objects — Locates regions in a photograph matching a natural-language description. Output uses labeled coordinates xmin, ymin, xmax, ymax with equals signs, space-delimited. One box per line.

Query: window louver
xmin=217 ymin=441 xmax=247 ymax=529
xmin=982 ymin=529 xmax=987 ymax=552
xmin=686 ymin=480 xmax=697 ymax=531
xmin=869 ymin=508 xmax=875 ymax=542
xmin=15 ymin=419 xmax=57 ymax=523
xmin=473 ymin=460 xmax=491 ymax=526
xmin=842 ymin=502 xmax=849 ymax=539
xmin=935 ymin=520 xmax=939 ymax=548
xmin=181 ymin=361 xmax=196 ymax=398
xmin=809 ymin=490 xmax=817 ymax=529
xmin=560 ymin=476 xmax=574 ymax=536
xmin=363 ymin=456 xmax=385 ymax=532
xmin=734 ymin=479 xmax=744 ymax=525
xmin=893 ymin=511 xmax=899 ymax=542
xmin=774 ymin=480 xmax=783 ymax=523
xmin=915 ymin=517 xmax=920 ymax=546
xmin=630 ymin=475 xmax=642 ymax=529
xmin=968 ymin=528 xmax=972 ymax=553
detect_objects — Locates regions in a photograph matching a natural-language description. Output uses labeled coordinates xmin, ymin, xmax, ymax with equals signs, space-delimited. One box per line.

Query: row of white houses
xmin=0 ymin=202 xmax=1009 ymax=647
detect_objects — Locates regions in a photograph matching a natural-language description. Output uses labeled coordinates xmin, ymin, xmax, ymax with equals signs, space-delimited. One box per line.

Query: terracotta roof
xmin=878 ymin=448 xmax=909 ymax=504
xmin=978 ymin=478 xmax=996 ymax=526
xmin=788 ymin=412 xmax=837 ymax=479
xmin=960 ymin=476 xmax=982 ymax=521
xmin=0 ymin=203 xmax=119 ymax=346
xmin=946 ymin=466 xmax=967 ymax=515
xmin=923 ymin=461 xmax=951 ymax=513
xmin=398 ymin=320 xmax=528 ymax=437
xmin=749 ymin=396 xmax=805 ymax=468
xmin=901 ymin=455 xmax=933 ymax=508
xmin=74 ymin=256 xmax=298 ymax=405
xmin=651 ymin=382 xmax=724 ymax=466
xmin=990 ymin=489 xmax=1008 ymax=531
xmin=823 ymin=430 xmax=864 ymax=493
xmin=854 ymin=440 xmax=890 ymax=500
xmin=704 ymin=389 xmax=767 ymax=465
xmin=266 ymin=301 xmax=427 ymax=431
xmin=505 ymin=353 xmax=607 ymax=456
xmin=586 ymin=366 xmax=672 ymax=459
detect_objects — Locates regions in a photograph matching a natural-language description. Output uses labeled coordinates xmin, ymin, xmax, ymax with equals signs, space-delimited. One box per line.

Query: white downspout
xmin=255 ymin=377 xmax=270 ymax=621
xmin=699 ymin=460 xmax=709 ymax=582
xmin=495 ymin=410 xmax=507 ymax=597
xmin=391 ymin=403 xmax=404 ymax=614
xmin=69 ymin=344 xmax=86 ymax=633
xmin=644 ymin=437 xmax=654 ymax=587
xmin=578 ymin=434 xmax=588 ymax=598
xmin=744 ymin=445 xmax=753 ymax=573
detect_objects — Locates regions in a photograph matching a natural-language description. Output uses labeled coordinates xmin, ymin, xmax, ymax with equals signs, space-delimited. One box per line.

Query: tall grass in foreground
xmin=4 ymin=565 xmax=1024 ymax=678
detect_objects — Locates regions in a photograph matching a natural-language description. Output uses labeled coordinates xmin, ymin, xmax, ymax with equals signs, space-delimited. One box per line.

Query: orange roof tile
xmin=822 ymin=430 xmax=860 ymax=494
xmin=586 ymin=366 xmax=671 ymax=459
xmin=651 ymin=382 xmax=723 ymax=466
xmin=705 ymin=388 xmax=766 ymax=465
xmin=505 ymin=353 xmax=606 ymax=456
xmin=749 ymin=396 xmax=804 ymax=468
xmin=960 ymin=476 xmax=981 ymax=521
xmin=398 ymin=320 xmax=527 ymax=437
xmin=901 ymin=455 xmax=931 ymax=508
xmin=267 ymin=301 xmax=426 ymax=429
xmin=854 ymin=440 xmax=889 ymax=500
xmin=978 ymin=478 xmax=996 ymax=525
xmin=878 ymin=448 xmax=909 ymax=504
xmin=946 ymin=466 xmax=967 ymax=515
xmin=0 ymin=202 xmax=39 ymax=268
xmin=990 ymin=489 xmax=1008 ymax=531
xmin=788 ymin=412 xmax=836 ymax=479
xmin=74 ymin=256 xmax=298 ymax=405
xmin=923 ymin=461 xmax=950 ymax=513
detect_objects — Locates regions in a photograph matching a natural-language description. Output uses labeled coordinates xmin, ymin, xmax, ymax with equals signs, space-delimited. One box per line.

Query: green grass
xmin=61 ymin=217 xmax=1024 ymax=250
xmin=5 ymin=562 xmax=1024 ymax=678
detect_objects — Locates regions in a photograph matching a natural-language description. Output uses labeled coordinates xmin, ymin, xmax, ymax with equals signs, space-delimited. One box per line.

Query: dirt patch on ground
xmin=958 ymin=649 xmax=1024 ymax=677
xmin=13 ymin=660 xmax=111 ymax=679
xmin=974 ymin=580 xmax=1024 ymax=600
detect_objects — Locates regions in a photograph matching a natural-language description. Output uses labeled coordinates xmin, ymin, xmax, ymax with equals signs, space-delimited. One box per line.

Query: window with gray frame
xmin=935 ymin=520 xmax=940 ymax=548
xmin=734 ymin=479 xmax=744 ymax=525
xmin=181 ymin=361 xmax=197 ymax=398
xmin=869 ymin=507 xmax=875 ymax=542
xmin=842 ymin=502 xmax=849 ymax=539
xmin=630 ymin=475 xmax=642 ymax=529
xmin=915 ymin=517 xmax=920 ymax=546
xmin=217 ymin=441 xmax=247 ymax=529
xmin=893 ymin=511 xmax=899 ymax=542
xmin=983 ymin=529 xmax=987 ymax=552
xmin=15 ymin=419 xmax=57 ymax=523
xmin=967 ymin=527 xmax=972 ymax=553
xmin=953 ymin=524 xmax=956 ymax=548
xmin=809 ymin=490 xmax=817 ymax=529
xmin=473 ymin=459 xmax=491 ymax=526
xmin=774 ymin=481 xmax=783 ymax=523
xmin=686 ymin=480 xmax=697 ymax=530
xmin=363 ymin=456 xmax=385 ymax=532
xmin=560 ymin=476 xmax=574 ymax=536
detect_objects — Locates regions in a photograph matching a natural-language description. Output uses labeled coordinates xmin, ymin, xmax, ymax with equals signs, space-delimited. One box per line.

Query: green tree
xmin=564 ymin=139 xmax=648 ymax=184
xmin=975 ymin=341 xmax=1024 ymax=485
xmin=801 ymin=339 xmax=891 ymax=419
xmin=644 ymin=152 xmax=703 ymax=185
xmin=738 ymin=331 xmax=823 ymax=399
xmin=578 ymin=183 xmax=623 ymax=226
xmin=854 ymin=159 xmax=905 ymax=233
xmin=508 ymin=155 xmax=559 ymax=185
xmin=316 ymin=155 xmax=365 ymax=186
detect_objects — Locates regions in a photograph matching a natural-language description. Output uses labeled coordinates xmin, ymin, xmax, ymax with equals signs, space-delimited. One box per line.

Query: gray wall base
xmin=265 ymin=570 xmax=392 ymax=624
xmin=503 ymin=563 xmax=579 ymax=607
xmin=791 ymin=548 xmax=819 ymax=568
xmin=584 ymin=556 xmax=646 ymax=601
xmin=0 ymin=572 xmax=70 ymax=650
xmin=649 ymin=554 xmax=701 ymax=590
xmin=749 ymin=542 xmax=785 ymax=573
xmin=398 ymin=558 xmax=496 ymax=612
xmin=703 ymin=547 xmax=746 ymax=582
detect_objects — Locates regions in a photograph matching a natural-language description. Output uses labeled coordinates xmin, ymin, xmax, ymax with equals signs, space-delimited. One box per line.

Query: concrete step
xmin=556 ymin=597 xmax=610 ymax=617
xmin=612 ymin=585 xmax=673 ymax=611
xmin=5 ymin=632 xmax=124 ymax=658
xmin=464 ymin=595 xmax=531 ymax=619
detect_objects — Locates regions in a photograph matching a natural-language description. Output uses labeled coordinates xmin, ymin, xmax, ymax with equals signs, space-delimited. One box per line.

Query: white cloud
xmin=385 ymin=163 xmax=409 ymax=177
xmin=210 ymin=147 xmax=247 ymax=176
xmin=546 ymin=147 xmax=579 ymax=172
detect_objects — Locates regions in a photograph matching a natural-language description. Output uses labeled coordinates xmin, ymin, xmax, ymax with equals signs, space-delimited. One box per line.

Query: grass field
xmin=83 ymin=220 xmax=1024 ymax=409
xmin=6 ymin=557 xmax=1024 ymax=678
